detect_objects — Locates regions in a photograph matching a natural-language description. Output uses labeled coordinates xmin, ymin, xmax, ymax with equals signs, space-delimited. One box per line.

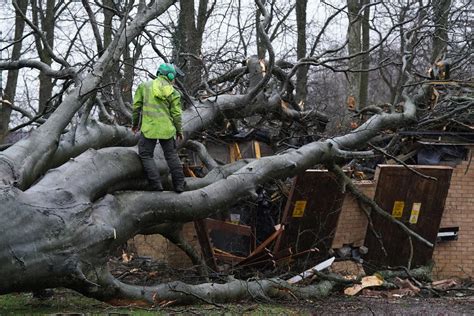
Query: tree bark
xmin=295 ymin=0 xmax=308 ymax=106
xmin=431 ymin=0 xmax=451 ymax=62
xmin=358 ymin=0 xmax=370 ymax=109
xmin=176 ymin=0 xmax=209 ymax=94
xmin=347 ymin=0 xmax=362 ymax=109
xmin=32 ymin=0 xmax=55 ymax=114
xmin=256 ymin=0 xmax=267 ymax=60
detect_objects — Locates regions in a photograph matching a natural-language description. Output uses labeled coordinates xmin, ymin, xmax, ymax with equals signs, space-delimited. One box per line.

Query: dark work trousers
xmin=138 ymin=134 xmax=185 ymax=190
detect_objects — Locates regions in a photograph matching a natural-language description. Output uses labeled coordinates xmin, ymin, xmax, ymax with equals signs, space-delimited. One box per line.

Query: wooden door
xmin=364 ymin=165 xmax=453 ymax=269
xmin=277 ymin=170 xmax=346 ymax=259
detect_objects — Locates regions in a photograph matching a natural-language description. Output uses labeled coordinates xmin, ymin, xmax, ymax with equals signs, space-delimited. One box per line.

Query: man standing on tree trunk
xmin=132 ymin=63 xmax=185 ymax=193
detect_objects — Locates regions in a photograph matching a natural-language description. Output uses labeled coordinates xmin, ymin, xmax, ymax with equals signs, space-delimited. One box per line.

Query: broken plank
xmin=286 ymin=256 xmax=334 ymax=284
xmin=203 ymin=218 xmax=252 ymax=236
xmin=344 ymin=275 xmax=384 ymax=296
xmin=248 ymin=224 xmax=284 ymax=257
xmin=276 ymin=247 xmax=319 ymax=265
xmin=194 ymin=220 xmax=218 ymax=271
xmin=214 ymin=249 xmax=246 ymax=263
xmin=236 ymin=247 xmax=274 ymax=267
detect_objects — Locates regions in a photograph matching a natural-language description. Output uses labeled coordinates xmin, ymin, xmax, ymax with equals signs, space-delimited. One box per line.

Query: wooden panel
xmin=364 ymin=165 xmax=453 ymax=269
xmin=203 ymin=218 xmax=252 ymax=236
xmin=206 ymin=218 xmax=255 ymax=257
xmin=193 ymin=220 xmax=218 ymax=271
xmin=276 ymin=170 xmax=346 ymax=258
xmin=213 ymin=248 xmax=246 ymax=263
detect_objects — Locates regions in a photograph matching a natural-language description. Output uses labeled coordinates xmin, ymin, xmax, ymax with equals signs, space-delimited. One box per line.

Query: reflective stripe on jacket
xmin=132 ymin=76 xmax=182 ymax=139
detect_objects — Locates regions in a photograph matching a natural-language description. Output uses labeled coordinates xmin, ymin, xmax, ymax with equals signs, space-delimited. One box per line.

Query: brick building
xmin=432 ymin=149 xmax=474 ymax=278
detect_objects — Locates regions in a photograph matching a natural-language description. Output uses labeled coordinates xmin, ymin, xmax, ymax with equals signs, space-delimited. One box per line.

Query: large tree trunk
xmin=431 ymin=0 xmax=451 ymax=62
xmin=175 ymin=0 xmax=209 ymax=94
xmin=295 ymin=0 xmax=308 ymax=106
xmin=358 ymin=0 xmax=370 ymax=109
xmin=32 ymin=0 xmax=56 ymax=114
xmin=347 ymin=0 xmax=362 ymax=109
xmin=0 ymin=0 xmax=28 ymax=144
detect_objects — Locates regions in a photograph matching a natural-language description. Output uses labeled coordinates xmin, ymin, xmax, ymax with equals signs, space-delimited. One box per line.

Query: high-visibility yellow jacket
xmin=132 ymin=76 xmax=182 ymax=139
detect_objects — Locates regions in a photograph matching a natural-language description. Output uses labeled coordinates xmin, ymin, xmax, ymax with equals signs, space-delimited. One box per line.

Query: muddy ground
xmin=306 ymin=296 xmax=474 ymax=315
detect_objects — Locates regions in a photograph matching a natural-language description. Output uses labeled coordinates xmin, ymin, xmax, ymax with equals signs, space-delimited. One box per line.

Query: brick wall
xmin=332 ymin=181 xmax=374 ymax=248
xmin=129 ymin=222 xmax=199 ymax=268
xmin=432 ymin=146 xmax=474 ymax=279
xmin=330 ymin=147 xmax=474 ymax=279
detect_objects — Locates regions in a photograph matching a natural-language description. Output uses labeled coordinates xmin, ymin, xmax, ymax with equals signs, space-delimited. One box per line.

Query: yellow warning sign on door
xmin=392 ymin=201 xmax=405 ymax=218
xmin=292 ymin=200 xmax=307 ymax=217
xmin=409 ymin=203 xmax=422 ymax=224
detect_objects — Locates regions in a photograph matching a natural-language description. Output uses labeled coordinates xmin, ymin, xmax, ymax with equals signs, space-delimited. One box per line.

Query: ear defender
xmin=157 ymin=63 xmax=177 ymax=81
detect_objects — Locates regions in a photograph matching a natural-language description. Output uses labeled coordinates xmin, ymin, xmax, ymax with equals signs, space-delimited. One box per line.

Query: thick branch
xmin=0 ymin=59 xmax=76 ymax=79
xmin=80 ymin=269 xmax=335 ymax=305
xmin=185 ymin=140 xmax=218 ymax=170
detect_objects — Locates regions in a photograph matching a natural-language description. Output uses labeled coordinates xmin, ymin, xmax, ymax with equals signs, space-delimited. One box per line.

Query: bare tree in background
xmin=295 ymin=0 xmax=308 ymax=105
xmin=1 ymin=0 xmax=28 ymax=143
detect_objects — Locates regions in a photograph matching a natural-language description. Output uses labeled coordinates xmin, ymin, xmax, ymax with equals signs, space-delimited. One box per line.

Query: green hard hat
xmin=157 ymin=63 xmax=177 ymax=81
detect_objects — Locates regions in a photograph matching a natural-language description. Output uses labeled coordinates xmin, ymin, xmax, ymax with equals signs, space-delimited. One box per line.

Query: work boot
xmin=150 ymin=182 xmax=163 ymax=192
xmin=174 ymin=182 xmax=185 ymax=193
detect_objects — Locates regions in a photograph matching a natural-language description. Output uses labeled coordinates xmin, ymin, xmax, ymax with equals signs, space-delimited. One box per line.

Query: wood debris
xmin=344 ymin=275 xmax=384 ymax=296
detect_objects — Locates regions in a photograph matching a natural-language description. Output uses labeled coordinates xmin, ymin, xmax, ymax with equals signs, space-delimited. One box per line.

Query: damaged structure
xmin=129 ymin=133 xmax=474 ymax=280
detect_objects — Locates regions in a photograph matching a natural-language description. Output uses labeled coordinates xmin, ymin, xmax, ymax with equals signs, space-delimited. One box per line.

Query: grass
xmin=0 ymin=289 xmax=311 ymax=315
xmin=0 ymin=289 xmax=161 ymax=315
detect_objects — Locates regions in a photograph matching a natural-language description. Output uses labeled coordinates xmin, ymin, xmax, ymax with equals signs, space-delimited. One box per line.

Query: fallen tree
xmin=0 ymin=0 xmax=471 ymax=306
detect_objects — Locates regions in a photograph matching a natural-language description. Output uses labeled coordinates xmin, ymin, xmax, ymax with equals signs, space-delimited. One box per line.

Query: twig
xmin=168 ymin=284 xmax=225 ymax=308
xmin=407 ymin=236 xmax=413 ymax=270
xmin=185 ymin=140 xmax=219 ymax=171
xmin=358 ymin=200 xmax=388 ymax=257
xmin=368 ymin=143 xmax=438 ymax=181
xmin=465 ymin=150 xmax=472 ymax=175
